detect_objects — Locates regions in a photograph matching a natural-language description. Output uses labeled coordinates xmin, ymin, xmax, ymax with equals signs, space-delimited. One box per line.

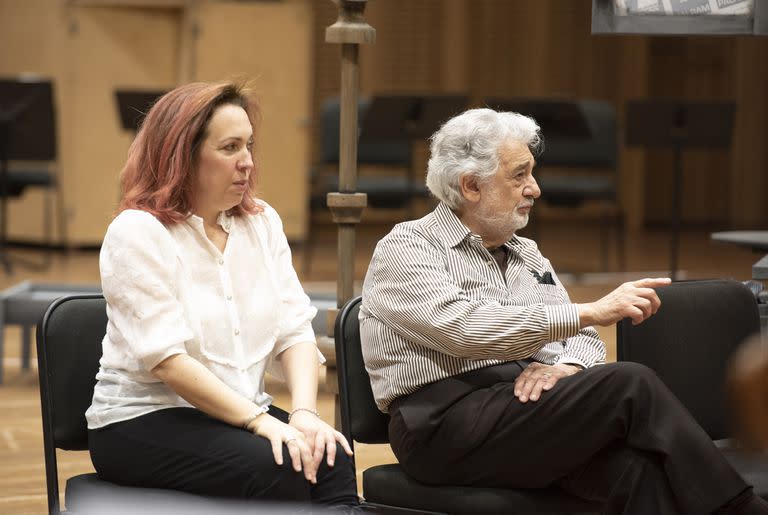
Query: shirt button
xmin=487 ymin=260 xmax=494 ymax=266
xmin=227 ymin=295 xmax=233 ymax=300
xmin=234 ymin=329 xmax=240 ymax=336
xmin=218 ymin=258 xmax=224 ymax=265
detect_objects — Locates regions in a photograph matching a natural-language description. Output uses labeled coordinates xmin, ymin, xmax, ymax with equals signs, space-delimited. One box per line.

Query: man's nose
xmin=525 ymin=176 xmax=541 ymax=199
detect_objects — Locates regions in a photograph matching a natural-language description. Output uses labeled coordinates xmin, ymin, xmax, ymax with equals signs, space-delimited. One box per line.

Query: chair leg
xmin=41 ymin=187 xmax=53 ymax=267
xmin=616 ymin=212 xmax=626 ymax=272
xmin=301 ymin=203 xmax=315 ymax=280
xmin=600 ymin=219 xmax=610 ymax=271
xmin=54 ymin=176 xmax=68 ymax=251
xmin=21 ymin=325 xmax=31 ymax=371
xmin=0 ymin=310 xmax=5 ymax=384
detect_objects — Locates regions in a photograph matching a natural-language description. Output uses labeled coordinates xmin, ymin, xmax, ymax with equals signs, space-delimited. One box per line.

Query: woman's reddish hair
xmin=118 ymin=80 xmax=263 ymax=224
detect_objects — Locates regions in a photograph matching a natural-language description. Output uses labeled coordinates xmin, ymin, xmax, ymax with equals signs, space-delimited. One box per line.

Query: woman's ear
xmin=458 ymin=173 xmax=481 ymax=204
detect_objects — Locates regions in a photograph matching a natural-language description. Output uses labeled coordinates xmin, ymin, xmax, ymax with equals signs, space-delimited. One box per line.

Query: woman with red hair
xmin=85 ymin=81 xmax=358 ymax=508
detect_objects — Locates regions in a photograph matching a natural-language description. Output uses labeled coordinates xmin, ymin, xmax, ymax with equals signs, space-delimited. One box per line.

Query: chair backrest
xmin=0 ymin=78 xmax=57 ymax=161
xmin=486 ymin=97 xmax=617 ymax=169
xmin=319 ymin=96 xmax=411 ymax=166
xmin=334 ymin=296 xmax=390 ymax=447
xmin=37 ymin=294 xmax=107 ymax=514
xmin=617 ymin=279 xmax=760 ymax=440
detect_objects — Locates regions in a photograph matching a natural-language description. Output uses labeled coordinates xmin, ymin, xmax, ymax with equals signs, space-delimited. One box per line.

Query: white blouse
xmin=85 ymin=202 xmax=320 ymax=429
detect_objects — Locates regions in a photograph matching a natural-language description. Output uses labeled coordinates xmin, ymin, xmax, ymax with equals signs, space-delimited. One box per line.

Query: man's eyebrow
xmin=513 ymin=160 xmax=533 ymax=171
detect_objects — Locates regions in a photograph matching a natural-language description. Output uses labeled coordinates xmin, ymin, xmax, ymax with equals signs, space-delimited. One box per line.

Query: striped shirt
xmin=360 ymin=202 xmax=606 ymax=412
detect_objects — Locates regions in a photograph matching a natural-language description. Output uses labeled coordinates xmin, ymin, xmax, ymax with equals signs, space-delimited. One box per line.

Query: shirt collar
xmin=186 ymin=211 xmax=233 ymax=234
xmin=433 ymin=202 xmax=521 ymax=250
xmin=434 ymin=202 xmax=472 ymax=248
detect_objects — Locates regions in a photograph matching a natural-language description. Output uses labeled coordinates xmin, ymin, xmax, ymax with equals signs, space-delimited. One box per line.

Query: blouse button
xmin=234 ymin=328 xmax=240 ymax=336
xmin=218 ymin=258 xmax=224 ymax=265
xmin=227 ymin=295 xmax=233 ymax=300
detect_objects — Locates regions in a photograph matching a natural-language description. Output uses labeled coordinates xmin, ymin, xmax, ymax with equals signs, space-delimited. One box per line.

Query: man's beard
xmin=477 ymin=199 xmax=533 ymax=242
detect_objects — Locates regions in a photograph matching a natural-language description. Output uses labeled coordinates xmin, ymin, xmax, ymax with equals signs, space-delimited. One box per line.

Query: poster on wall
xmin=614 ymin=0 xmax=753 ymax=15
xmin=593 ymin=0 xmax=766 ymax=34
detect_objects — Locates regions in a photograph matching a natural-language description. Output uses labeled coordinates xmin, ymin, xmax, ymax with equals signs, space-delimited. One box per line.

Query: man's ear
xmin=458 ymin=173 xmax=481 ymax=203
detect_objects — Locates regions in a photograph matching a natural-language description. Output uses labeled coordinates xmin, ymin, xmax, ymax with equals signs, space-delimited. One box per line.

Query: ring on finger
xmin=542 ymin=372 xmax=552 ymax=378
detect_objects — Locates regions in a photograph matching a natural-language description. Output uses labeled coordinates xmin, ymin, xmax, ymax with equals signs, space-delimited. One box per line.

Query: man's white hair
xmin=425 ymin=108 xmax=542 ymax=210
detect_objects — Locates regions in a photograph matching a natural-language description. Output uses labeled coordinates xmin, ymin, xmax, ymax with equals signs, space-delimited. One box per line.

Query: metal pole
xmin=670 ymin=146 xmax=682 ymax=281
xmin=325 ymin=1 xmax=375 ymax=312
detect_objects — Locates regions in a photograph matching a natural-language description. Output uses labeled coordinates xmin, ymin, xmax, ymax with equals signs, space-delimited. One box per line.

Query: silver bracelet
xmin=288 ymin=407 xmax=320 ymax=423
xmin=241 ymin=412 xmax=262 ymax=431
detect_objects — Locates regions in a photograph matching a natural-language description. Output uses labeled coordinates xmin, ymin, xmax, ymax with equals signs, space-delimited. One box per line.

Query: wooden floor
xmin=0 ymin=216 xmax=762 ymax=514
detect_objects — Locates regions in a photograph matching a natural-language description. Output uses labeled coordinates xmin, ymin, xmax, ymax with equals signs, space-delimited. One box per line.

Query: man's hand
xmin=578 ymin=277 xmax=671 ymax=327
xmin=514 ymin=362 xmax=581 ymax=403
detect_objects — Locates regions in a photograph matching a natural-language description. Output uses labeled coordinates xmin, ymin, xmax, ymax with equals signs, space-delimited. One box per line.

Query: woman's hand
xmin=289 ymin=410 xmax=353 ymax=471
xmin=249 ymin=413 xmax=318 ymax=484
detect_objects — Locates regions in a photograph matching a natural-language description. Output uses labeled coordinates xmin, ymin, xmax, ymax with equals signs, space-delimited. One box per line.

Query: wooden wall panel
xmin=65 ymin=7 xmax=179 ymax=242
xmin=310 ymin=0 xmax=340 ymax=166
xmin=3 ymin=0 xmax=766 ymax=247
xmin=0 ymin=0 xmax=71 ymax=242
xmin=309 ymin=0 xmax=766 ymax=229
xmin=466 ymin=0 xmax=650 ymax=228
xmin=0 ymin=1 xmax=178 ymax=244
xmin=195 ymin=0 xmax=313 ymax=240
xmin=359 ymin=0 xmax=445 ymax=95
xmin=730 ymin=37 xmax=768 ymax=229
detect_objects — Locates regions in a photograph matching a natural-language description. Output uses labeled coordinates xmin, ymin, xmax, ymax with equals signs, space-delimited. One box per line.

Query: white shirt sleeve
xmin=100 ymin=210 xmax=194 ymax=370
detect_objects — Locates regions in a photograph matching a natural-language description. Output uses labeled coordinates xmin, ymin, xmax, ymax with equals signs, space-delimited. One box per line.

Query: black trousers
xmin=88 ymin=405 xmax=358 ymax=507
xmin=388 ymin=361 xmax=748 ymax=515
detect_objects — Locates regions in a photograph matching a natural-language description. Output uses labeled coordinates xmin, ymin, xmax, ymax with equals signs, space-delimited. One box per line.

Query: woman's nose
xmin=239 ymin=151 xmax=254 ymax=170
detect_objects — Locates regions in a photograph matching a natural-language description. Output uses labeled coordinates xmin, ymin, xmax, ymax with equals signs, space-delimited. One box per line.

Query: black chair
xmin=310 ymin=96 xmax=421 ymax=211
xmin=37 ymin=294 xmax=271 ymax=515
xmin=486 ymin=98 xmax=624 ymax=271
xmin=0 ymin=77 xmax=65 ymax=272
xmin=334 ymin=296 xmax=601 ymax=514
xmin=617 ymin=279 xmax=768 ymax=498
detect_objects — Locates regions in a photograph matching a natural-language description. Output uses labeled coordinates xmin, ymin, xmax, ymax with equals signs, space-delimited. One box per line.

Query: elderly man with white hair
xmin=359 ymin=108 xmax=768 ymax=515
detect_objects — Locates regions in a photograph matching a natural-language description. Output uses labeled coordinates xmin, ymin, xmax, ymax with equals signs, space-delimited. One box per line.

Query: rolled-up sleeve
xmin=100 ymin=211 xmax=194 ymax=370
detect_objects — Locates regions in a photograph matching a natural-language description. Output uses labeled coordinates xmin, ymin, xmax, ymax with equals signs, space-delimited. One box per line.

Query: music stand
xmin=626 ymin=99 xmax=735 ymax=280
xmin=0 ymin=78 xmax=57 ymax=274
xmin=359 ymin=94 xmax=468 ymax=215
xmin=114 ymin=89 xmax=166 ymax=132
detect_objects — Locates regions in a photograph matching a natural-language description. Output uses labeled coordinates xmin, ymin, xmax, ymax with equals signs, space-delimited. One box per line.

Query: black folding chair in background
xmin=0 ymin=77 xmax=63 ymax=273
xmin=334 ymin=295 xmax=601 ymax=514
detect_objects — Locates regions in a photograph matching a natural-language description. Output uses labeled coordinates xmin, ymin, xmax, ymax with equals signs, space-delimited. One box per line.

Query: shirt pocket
xmin=535 ymin=283 xmax=565 ymax=305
